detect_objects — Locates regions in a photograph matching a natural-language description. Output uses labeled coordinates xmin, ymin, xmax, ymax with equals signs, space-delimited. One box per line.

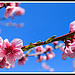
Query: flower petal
xmin=13 ymin=48 xmax=23 ymax=59
xmin=6 ymin=54 xmax=16 ymax=65
xmin=0 ymin=37 xmax=3 ymax=43
xmin=4 ymin=6 xmax=16 ymax=18
xmin=0 ymin=3 xmax=4 ymax=8
xmin=2 ymin=39 xmax=10 ymax=48
xmin=0 ymin=49 xmax=6 ymax=60
xmin=11 ymin=38 xmax=23 ymax=48
xmin=0 ymin=37 xmax=3 ymax=47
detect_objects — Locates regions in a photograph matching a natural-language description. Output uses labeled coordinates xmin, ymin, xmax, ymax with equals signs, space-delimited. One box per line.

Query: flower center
xmin=5 ymin=46 xmax=13 ymax=55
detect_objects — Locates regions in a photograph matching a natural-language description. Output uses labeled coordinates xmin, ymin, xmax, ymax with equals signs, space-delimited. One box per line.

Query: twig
xmin=21 ymin=31 xmax=75 ymax=51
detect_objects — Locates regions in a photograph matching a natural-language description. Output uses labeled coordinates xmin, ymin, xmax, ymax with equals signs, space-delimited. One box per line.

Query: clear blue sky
xmin=0 ymin=2 xmax=75 ymax=72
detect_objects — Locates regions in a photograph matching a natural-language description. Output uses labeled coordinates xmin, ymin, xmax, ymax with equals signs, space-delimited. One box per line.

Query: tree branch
xmin=21 ymin=31 xmax=75 ymax=51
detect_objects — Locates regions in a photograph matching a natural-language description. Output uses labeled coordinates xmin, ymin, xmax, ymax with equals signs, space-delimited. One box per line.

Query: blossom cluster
xmin=35 ymin=41 xmax=59 ymax=62
xmin=35 ymin=45 xmax=55 ymax=62
xmin=0 ymin=37 xmax=23 ymax=68
xmin=62 ymin=21 xmax=75 ymax=60
xmin=17 ymin=54 xmax=28 ymax=66
xmin=17 ymin=41 xmax=65 ymax=66
xmin=0 ymin=3 xmax=25 ymax=19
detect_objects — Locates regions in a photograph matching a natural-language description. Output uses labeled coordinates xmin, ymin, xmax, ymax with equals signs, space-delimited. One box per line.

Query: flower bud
xmin=45 ymin=45 xmax=54 ymax=52
xmin=52 ymin=41 xmax=58 ymax=46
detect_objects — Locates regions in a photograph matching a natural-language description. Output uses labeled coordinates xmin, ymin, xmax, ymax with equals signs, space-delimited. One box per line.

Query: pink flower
xmin=4 ymin=6 xmax=17 ymax=18
xmin=69 ymin=21 xmax=75 ymax=32
xmin=4 ymin=6 xmax=25 ymax=19
xmin=46 ymin=52 xmax=55 ymax=60
xmin=35 ymin=46 xmax=45 ymax=53
xmin=0 ymin=3 xmax=4 ymax=8
xmin=15 ymin=7 xmax=25 ymax=16
xmin=52 ymin=41 xmax=58 ymax=46
xmin=0 ymin=37 xmax=23 ymax=65
xmin=18 ymin=55 xmax=28 ymax=66
xmin=45 ymin=45 xmax=54 ymax=52
xmin=62 ymin=42 xmax=75 ymax=60
xmin=0 ymin=57 xmax=10 ymax=69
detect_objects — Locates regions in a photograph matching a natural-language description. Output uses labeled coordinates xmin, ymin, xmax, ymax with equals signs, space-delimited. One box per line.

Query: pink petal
xmin=0 ymin=37 xmax=3 ymax=47
xmin=5 ymin=64 xmax=14 ymax=69
xmin=45 ymin=45 xmax=54 ymax=51
xmin=13 ymin=48 xmax=23 ymax=59
xmin=0 ymin=37 xmax=3 ymax=43
xmin=52 ymin=41 xmax=58 ymax=45
xmin=0 ymin=3 xmax=4 ymax=8
xmin=11 ymin=38 xmax=23 ymax=48
xmin=68 ymin=53 xmax=75 ymax=58
xmin=3 ymin=39 xmax=10 ymax=48
xmin=4 ymin=6 xmax=17 ymax=18
xmin=6 ymin=54 xmax=16 ymax=65
xmin=0 ymin=49 xmax=6 ymax=60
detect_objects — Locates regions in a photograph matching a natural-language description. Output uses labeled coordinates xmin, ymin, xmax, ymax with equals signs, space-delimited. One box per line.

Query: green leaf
xmin=46 ymin=35 xmax=56 ymax=43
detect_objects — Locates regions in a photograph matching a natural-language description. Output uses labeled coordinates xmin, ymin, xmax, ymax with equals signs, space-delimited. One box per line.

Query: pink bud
xmin=45 ymin=45 xmax=54 ymax=52
xmin=35 ymin=46 xmax=45 ymax=53
xmin=53 ymin=41 xmax=58 ymax=45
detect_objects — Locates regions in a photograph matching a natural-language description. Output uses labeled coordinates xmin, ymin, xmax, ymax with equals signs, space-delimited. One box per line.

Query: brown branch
xmin=21 ymin=31 xmax=75 ymax=51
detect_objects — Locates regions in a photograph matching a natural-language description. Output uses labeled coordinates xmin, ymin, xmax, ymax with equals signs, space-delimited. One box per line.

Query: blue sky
xmin=0 ymin=2 xmax=75 ymax=72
